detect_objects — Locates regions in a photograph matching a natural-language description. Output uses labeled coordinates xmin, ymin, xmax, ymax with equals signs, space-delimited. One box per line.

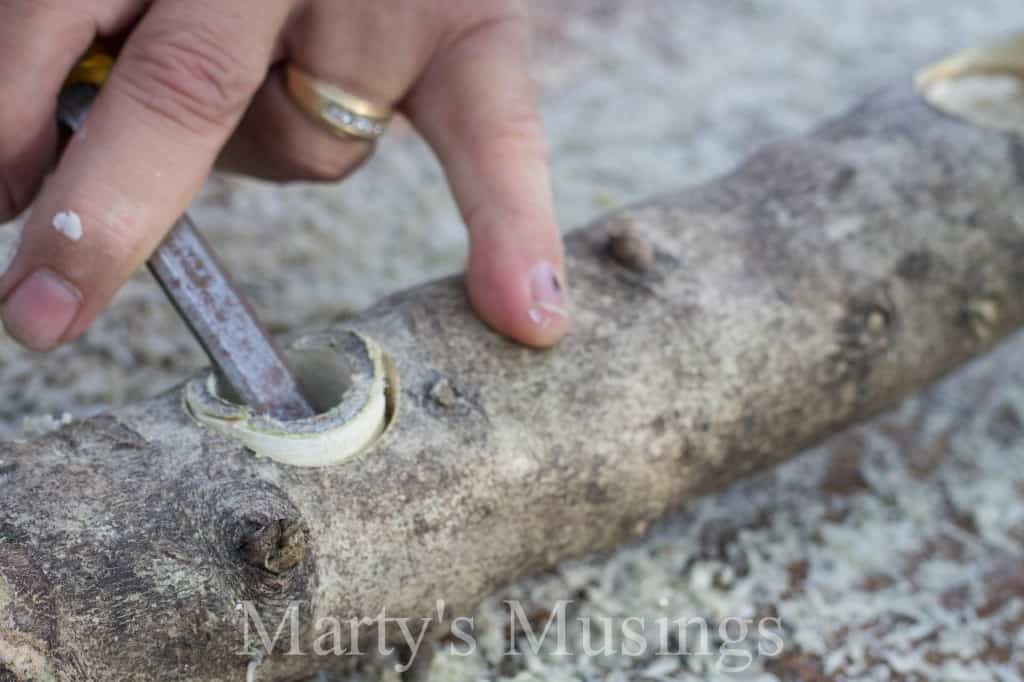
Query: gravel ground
xmin=3 ymin=2 xmax=1023 ymax=680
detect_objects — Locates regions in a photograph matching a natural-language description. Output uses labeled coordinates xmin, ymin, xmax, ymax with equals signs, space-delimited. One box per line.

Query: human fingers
xmin=0 ymin=0 xmax=294 ymax=350
xmin=404 ymin=5 xmax=569 ymax=347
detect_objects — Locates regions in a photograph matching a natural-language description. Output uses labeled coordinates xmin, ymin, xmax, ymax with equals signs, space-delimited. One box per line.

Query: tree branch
xmin=2 ymin=84 xmax=1023 ymax=681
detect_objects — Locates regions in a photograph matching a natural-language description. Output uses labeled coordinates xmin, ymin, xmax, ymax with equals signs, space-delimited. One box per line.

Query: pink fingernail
xmin=527 ymin=261 xmax=568 ymax=328
xmin=1 ymin=269 xmax=81 ymax=350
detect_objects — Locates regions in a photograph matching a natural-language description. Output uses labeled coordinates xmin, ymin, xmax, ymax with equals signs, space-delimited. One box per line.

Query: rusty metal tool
xmin=58 ymin=75 xmax=315 ymax=421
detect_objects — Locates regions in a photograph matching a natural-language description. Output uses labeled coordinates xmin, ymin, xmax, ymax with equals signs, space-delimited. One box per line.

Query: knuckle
xmin=119 ymin=23 xmax=262 ymax=134
xmin=459 ymin=199 xmax=497 ymax=237
xmin=493 ymin=107 xmax=546 ymax=147
xmin=471 ymin=107 xmax=547 ymax=161
xmin=462 ymin=199 xmax=534 ymax=239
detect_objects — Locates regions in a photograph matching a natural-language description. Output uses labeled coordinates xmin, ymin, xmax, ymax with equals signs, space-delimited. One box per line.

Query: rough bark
xmin=2 ymin=84 xmax=1023 ymax=681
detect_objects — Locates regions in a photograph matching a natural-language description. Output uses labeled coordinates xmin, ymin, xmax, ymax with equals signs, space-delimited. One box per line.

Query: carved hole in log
xmin=185 ymin=330 xmax=398 ymax=466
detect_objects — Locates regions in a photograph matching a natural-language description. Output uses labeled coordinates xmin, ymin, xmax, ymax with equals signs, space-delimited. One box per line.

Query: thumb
xmin=0 ymin=1 xmax=289 ymax=350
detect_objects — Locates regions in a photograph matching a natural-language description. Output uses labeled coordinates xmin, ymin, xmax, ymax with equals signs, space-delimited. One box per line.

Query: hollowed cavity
xmin=185 ymin=330 xmax=398 ymax=467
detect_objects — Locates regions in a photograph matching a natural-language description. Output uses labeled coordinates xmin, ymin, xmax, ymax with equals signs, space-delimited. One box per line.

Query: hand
xmin=0 ymin=0 xmax=569 ymax=351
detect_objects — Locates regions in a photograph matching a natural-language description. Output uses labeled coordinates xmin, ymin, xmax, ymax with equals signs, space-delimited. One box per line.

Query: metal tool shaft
xmin=147 ymin=219 xmax=315 ymax=420
xmin=57 ymin=85 xmax=315 ymax=421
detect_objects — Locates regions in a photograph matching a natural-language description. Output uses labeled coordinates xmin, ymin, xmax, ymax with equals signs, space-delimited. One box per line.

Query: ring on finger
xmin=285 ymin=64 xmax=393 ymax=141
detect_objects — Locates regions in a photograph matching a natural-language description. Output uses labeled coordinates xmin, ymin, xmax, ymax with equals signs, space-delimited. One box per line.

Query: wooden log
xmin=2 ymin=81 xmax=1023 ymax=681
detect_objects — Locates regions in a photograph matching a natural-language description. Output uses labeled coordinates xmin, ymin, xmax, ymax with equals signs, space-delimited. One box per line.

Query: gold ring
xmin=285 ymin=64 xmax=393 ymax=141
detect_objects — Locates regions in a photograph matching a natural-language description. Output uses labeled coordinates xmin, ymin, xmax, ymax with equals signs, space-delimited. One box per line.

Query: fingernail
xmin=1 ymin=269 xmax=81 ymax=350
xmin=527 ymin=261 xmax=568 ymax=328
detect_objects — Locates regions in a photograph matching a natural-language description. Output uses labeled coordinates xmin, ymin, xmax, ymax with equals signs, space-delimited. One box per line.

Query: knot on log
xmin=965 ymin=297 xmax=1002 ymax=341
xmin=428 ymin=377 xmax=458 ymax=408
xmin=819 ymin=294 xmax=898 ymax=397
xmin=607 ymin=221 xmax=657 ymax=272
xmin=198 ymin=481 xmax=313 ymax=581
xmin=238 ymin=519 xmax=308 ymax=574
xmin=838 ymin=296 xmax=895 ymax=355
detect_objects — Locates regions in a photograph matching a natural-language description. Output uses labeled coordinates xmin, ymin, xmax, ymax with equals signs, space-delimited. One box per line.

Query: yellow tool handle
xmin=65 ymin=45 xmax=114 ymax=88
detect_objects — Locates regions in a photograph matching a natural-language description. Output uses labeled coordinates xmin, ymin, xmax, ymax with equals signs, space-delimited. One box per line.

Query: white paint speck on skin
xmin=52 ymin=211 xmax=83 ymax=242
